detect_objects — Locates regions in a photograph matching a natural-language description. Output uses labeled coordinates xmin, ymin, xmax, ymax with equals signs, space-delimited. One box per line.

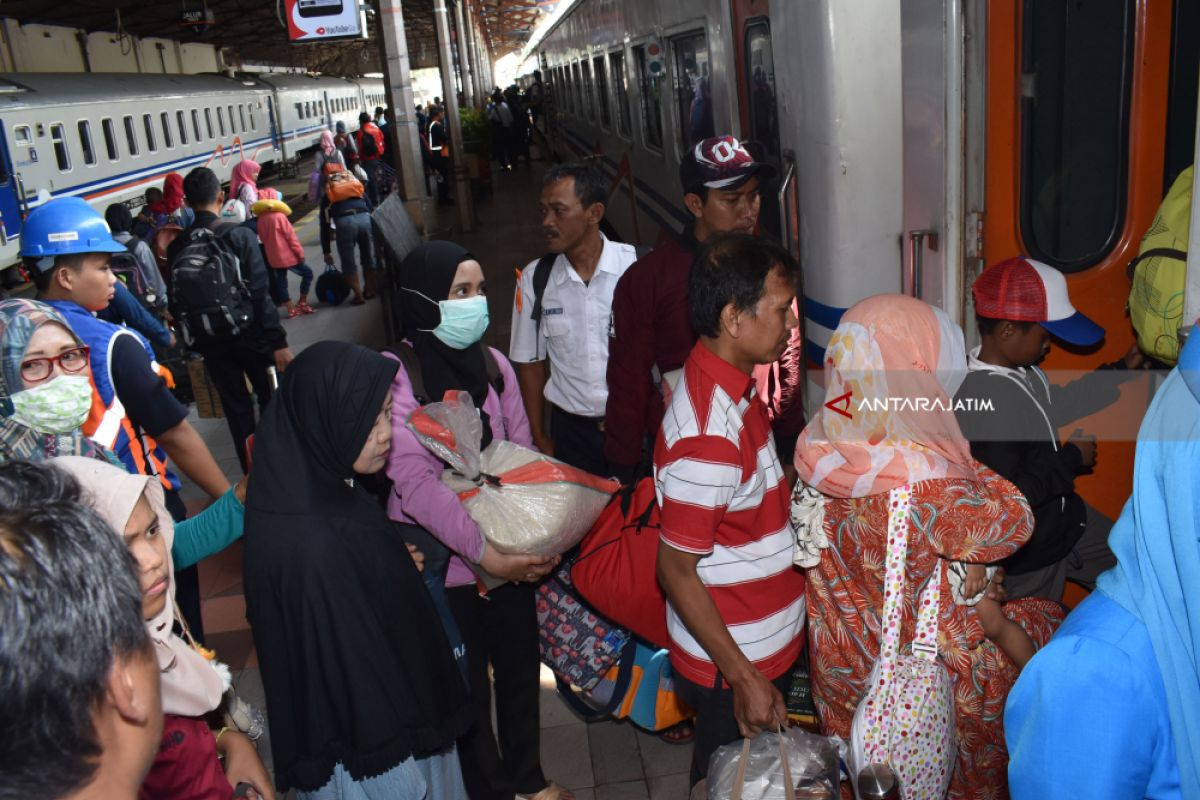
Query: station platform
xmin=179 ymin=153 xmax=691 ymax=800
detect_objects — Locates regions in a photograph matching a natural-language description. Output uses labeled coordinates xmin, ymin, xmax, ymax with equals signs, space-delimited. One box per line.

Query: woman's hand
xmin=407 ymin=542 xmax=425 ymax=572
xmin=217 ymin=730 xmax=276 ymax=800
xmin=479 ymin=543 xmax=559 ymax=583
xmin=234 ymin=476 xmax=248 ymax=504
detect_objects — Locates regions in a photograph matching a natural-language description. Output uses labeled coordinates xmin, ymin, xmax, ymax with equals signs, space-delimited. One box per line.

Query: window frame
xmin=610 ymin=48 xmax=632 ymax=140
xmin=159 ymin=112 xmax=173 ymax=149
xmin=76 ymin=119 xmax=96 ymax=166
xmin=142 ymin=114 xmax=158 ymax=153
xmin=191 ymin=109 xmax=202 ymax=142
xmin=217 ymin=106 xmax=227 ymax=137
xmin=593 ymin=53 xmax=612 ymax=130
xmin=204 ymin=108 xmax=214 ymax=139
xmin=176 ymin=110 xmax=189 ymax=146
xmin=123 ymin=115 xmax=140 ymax=157
xmin=13 ymin=125 xmax=33 ymax=146
xmin=101 ymin=117 xmax=119 ymax=161
xmin=49 ymin=122 xmax=72 ymax=172
xmin=669 ymin=29 xmax=714 ymax=155
xmin=633 ymin=43 xmax=666 ymax=154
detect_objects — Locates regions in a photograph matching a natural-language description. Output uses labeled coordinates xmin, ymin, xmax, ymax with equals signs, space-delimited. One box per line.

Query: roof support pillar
xmin=435 ymin=0 xmax=475 ymax=232
xmin=453 ymin=0 xmax=476 ymax=109
xmin=377 ymin=0 xmax=430 ymax=234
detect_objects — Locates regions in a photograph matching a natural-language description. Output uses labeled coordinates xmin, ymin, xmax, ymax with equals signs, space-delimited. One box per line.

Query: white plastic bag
xmin=708 ymin=729 xmax=841 ymax=800
xmin=407 ymin=391 xmax=619 ymax=556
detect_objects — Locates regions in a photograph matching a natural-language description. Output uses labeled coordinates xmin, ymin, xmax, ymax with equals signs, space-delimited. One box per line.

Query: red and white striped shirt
xmin=654 ymin=342 xmax=805 ymax=686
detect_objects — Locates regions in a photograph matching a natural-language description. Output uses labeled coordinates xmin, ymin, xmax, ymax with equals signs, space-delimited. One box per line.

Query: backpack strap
xmin=479 ymin=344 xmax=505 ymax=395
xmin=384 ymin=341 xmax=429 ymax=405
xmin=634 ymin=244 xmax=652 ymax=259
xmin=1127 ymin=247 xmax=1188 ymax=280
xmin=528 ymin=252 xmax=558 ymax=338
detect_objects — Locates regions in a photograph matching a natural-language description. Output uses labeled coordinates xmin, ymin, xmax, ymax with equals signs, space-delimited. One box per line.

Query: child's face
xmin=1002 ymin=322 xmax=1051 ymax=366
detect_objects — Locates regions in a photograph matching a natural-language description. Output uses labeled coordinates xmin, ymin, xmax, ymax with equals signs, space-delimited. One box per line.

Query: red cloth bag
xmin=571 ymin=477 xmax=670 ymax=649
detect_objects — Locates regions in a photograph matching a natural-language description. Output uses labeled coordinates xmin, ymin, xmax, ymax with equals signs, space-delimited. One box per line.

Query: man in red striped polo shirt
xmin=655 ymin=233 xmax=806 ymax=787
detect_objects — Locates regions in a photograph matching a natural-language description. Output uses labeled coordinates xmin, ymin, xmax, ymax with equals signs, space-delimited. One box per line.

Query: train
xmin=0 ymin=71 xmax=385 ymax=268
xmin=532 ymin=0 xmax=1198 ymax=532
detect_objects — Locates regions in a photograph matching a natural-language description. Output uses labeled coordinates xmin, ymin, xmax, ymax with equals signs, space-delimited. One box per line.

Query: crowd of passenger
xmin=0 ymin=120 xmax=1195 ymax=800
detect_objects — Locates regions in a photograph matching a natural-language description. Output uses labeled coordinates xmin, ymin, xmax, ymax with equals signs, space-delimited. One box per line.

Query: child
xmin=954 ymin=256 xmax=1144 ymax=603
xmin=959 ymin=563 xmax=1035 ymax=667
xmin=252 ymin=188 xmax=315 ymax=318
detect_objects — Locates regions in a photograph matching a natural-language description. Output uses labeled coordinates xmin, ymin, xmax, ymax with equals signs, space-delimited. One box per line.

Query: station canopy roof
xmin=0 ymin=0 xmax=565 ymax=75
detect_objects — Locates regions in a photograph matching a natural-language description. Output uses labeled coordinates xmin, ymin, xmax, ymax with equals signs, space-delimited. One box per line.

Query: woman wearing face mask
xmin=385 ymin=242 xmax=571 ymax=800
xmin=0 ymin=299 xmax=248 ymax=570
xmin=53 ymin=455 xmax=270 ymax=800
xmin=244 ymin=341 xmax=474 ymax=799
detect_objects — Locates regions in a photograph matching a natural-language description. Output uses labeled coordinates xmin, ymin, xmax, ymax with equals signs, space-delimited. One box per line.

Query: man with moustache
xmin=604 ymin=136 xmax=802 ymax=482
xmin=510 ymin=163 xmax=640 ymax=475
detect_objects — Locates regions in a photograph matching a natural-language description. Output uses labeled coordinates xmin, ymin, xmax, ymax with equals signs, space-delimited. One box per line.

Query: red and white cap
xmin=972 ymin=256 xmax=1105 ymax=346
xmin=679 ymin=135 xmax=775 ymax=193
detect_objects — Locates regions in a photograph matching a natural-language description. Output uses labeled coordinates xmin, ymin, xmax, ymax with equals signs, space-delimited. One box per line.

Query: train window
xmin=14 ymin=125 xmax=32 ymax=146
xmin=160 ymin=113 xmax=173 ymax=149
xmin=611 ymin=51 xmax=631 ymax=138
xmin=142 ymin=114 xmax=157 ymax=153
xmin=101 ymin=118 xmax=118 ymax=161
xmin=593 ymin=55 xmax=611 ymax=129
xmin=123 ymin=116 xmax=139 ymax=157
xmin=228 ymin=105 xmax=236 ymax=133
xmin=634 ymin=45 xmax=665 ymax=151
xmin=583 ymin=59 xmax=596 ymax=121
xmin=574 ymin=61 xmax=586 ymax=117
xmin=248 ymin=104 xmax=255 ymax=130
xmin=50 ymin=124 xmax=70 ymax=171
xmin=204 ymin=108 xmax=214 ymax=140
xmin=76 ymin=121 xmax=96 ymax=166
xmin=217 ymin=107 xmax=227 ymax=137
xmin=672 ymin=32 xmax=714 ymax=151
xmin=744 ymin=21 xmax=780 ymax=159
xmin=1020 ymin=1 xmax=1133 ymax=272
xmin=239 ymin=105 xmax=247 ymax=133
xmin=191 ymin=110 xmax=202 ymax=142
xmin=176 ymin=111 xmax=188 ymax=145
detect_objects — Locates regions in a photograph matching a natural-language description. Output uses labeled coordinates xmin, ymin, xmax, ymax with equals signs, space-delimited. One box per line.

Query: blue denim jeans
xmin=268 ymin=262 xmax=314 ymax=304
xmin=334 ymin=212 xmax=374 ymax=278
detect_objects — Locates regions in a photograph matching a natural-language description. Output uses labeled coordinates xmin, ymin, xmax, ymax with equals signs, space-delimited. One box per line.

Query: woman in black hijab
xmin=384 ymin=242 xmax=571 ymax=800
xmin=243 ymin=341 xmax=473 ymax=799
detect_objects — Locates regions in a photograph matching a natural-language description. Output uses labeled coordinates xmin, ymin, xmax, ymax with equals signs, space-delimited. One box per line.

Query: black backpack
xmin=110 ymin=237 xmax=159 ymax=309
xmin=168 ymin=225 xmax=254 ymax=346
xmin=383 ymin=340 xmax=504 ymax=404
xmin=360 ymin=125 xmax=381 ymax=158
xmin=315 ymin=265 xmax=351 ymax=306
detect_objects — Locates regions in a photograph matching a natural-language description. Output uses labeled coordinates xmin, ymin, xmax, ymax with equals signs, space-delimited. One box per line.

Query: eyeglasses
xmin=20 ymin=346 xmax=91 ymax=383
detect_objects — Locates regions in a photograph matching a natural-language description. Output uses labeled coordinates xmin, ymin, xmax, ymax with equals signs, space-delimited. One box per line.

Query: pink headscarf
xmin=794 ymin=294 xmax=975 ymax=498
xmin=319 ymin=130 xmax=336 ymax=157
xmin=229 ymin=160 xmax=262 ymax=205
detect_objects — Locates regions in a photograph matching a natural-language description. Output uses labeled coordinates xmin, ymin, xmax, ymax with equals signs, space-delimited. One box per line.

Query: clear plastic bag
xmin=708 ymin=729 xmax=841 ymax=800
xmin=407 ymin=391 xmax=619 ymax=556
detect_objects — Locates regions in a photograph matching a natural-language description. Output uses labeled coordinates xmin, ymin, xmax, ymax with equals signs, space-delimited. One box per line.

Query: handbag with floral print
xmin=847 ymin=485 xmax=957 ymax=799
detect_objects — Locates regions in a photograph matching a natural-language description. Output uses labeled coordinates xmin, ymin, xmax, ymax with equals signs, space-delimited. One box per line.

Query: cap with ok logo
xmin=680 ymin=135 xmax=777 ymax=193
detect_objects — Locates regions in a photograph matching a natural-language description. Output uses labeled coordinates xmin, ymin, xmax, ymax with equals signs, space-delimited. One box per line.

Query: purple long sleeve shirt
xmin=384 ymin=347 xmax=534 ymax=587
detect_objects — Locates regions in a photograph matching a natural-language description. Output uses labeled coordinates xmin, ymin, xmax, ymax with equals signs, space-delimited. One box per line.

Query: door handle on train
xmin=778 ymin=150 xmax=797 ymax=256
xmin=905 ymin=229 xmax=938 ymax=298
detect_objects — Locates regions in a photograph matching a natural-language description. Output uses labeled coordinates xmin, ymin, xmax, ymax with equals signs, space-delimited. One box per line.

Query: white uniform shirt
xmin=510 ymin=235 xmax=639 ymax=417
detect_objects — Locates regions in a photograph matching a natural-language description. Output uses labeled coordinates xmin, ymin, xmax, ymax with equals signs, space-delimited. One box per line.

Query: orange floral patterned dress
xmin=807 ymin=465 xmax=1064 ymax=800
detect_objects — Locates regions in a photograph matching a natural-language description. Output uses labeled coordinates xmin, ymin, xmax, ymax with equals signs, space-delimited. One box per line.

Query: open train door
xmin=0 ymin=121 xmax=26 ymax=269
xmin=898 ymin=0 xmax=987 ymax=326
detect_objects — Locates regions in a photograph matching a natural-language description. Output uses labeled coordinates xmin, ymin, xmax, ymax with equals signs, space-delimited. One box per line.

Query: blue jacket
xmin=98 ymin=281 xmax=173 ymax=350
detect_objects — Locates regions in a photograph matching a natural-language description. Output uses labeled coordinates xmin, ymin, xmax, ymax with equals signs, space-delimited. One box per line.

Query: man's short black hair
xmin=359 ymin=111 xmax=372 ymax=123
xmin=29 ymin=252 xmax=88 ymax=295
xmin=688 ymin=232 xmax=798 ymax=338
xmin=543 ymin=162 xmax=607 ymax=211
xmin=183 ymin=166 xmax=220 ymax=208
xmin=976 ymin=315 xmax=1037 ymax=337
xmin=0 ymin=461 xmax=149 ymax=800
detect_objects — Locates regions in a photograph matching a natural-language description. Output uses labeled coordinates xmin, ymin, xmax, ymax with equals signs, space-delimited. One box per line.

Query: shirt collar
xmin=691 ymin=341 xmax=755 ymax=401
xmin=968 ymin=345 xmax=1028 ymax=380
xmin=557 ymin=234 xmax=615 ymax=284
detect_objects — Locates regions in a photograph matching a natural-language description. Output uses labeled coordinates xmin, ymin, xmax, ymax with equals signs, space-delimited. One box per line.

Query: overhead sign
xmin=284 ymin=0 xmax=368 ymax=42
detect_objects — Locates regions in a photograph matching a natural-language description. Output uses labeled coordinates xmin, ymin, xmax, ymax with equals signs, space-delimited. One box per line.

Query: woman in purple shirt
xmin=385 ymin=241 xmax=573 ymax=800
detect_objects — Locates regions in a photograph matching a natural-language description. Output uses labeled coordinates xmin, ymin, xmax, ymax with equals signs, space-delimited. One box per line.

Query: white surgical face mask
xmin=9 ymin=373 xmax=93 ymax=434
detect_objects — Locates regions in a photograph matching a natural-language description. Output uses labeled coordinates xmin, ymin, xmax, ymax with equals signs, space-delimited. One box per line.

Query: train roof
xmin=251 ymin=73 xmax=363 ymax=91
xmin=0 ymin=72 xmax=266 ymax=110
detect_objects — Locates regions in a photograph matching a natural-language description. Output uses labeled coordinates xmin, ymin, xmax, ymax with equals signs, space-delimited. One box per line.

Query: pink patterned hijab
xmin=794 ymin=293 xmax=975 ymax=498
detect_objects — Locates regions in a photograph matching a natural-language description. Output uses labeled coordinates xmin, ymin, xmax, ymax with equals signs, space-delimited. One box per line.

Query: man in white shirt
xmin=510 ymin=163 xmax=639 ymax=475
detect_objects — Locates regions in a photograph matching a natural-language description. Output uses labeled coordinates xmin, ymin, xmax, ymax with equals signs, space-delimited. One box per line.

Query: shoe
xmin=227 ymin=694 xmax=266 ymax=741
xmin=297 ymin=301 xmax=315 ymax=315
xmin=287 ymin=306 xmax=303 ymax=318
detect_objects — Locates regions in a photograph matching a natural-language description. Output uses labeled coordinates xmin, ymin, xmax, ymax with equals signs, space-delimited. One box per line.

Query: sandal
xmin=286 ymin=306 xmax=303 ymax=319
xmin=658 ymin=720 xmax=695 ymax=745
xmin=517 ymin=782 xmax=575 ymax=800
xmin=297 ymin=301 xmax=315 ymax=315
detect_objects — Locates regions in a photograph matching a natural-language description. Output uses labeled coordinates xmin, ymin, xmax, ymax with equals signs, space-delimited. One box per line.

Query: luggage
xmin=536 ymin=560 xmax=631 ymax=691
xmin=1128 ymin=165 xmax=1192 ymax=366
xmin=168 ymin=226 xmax=254 ymax=346
xmin=707 ymin=730 xmax=841 ymax=800
xmin=110 ymin=238 xmax=160 ymax=309
xmin=325 ymin=162 xmax=365 ymax=203
xmin=315 ymin=264 xmax=351 ymax=306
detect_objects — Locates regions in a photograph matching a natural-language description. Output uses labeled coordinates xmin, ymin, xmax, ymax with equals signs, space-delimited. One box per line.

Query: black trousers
xmin=446 ymin=582 xmax=545 ymax=799
xmin=202 ymin=345 xmax=274 ymax=474
xmin=549 ymin=405 xmax=609 ymax=477
xmin=163 ymin=488 xmax=204 ymax=644
xmin=676 ymin=671 xmax=793 ymax=788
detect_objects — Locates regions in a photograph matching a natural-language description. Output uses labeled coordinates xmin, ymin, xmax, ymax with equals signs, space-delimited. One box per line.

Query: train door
xmin=898 ymin=0 xmax=986 ymax=324
xmin=0 ymin=122 xmax=25 ymax=262
xmin=729 ymin=0 xmax=782 ymax=241
xmin=266 ymin=97 xmax=282 ymax=154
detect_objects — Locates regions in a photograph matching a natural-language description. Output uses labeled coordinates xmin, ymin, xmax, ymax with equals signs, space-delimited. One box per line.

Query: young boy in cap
xmin=954 ymin=256 xmax=1144 ymax=601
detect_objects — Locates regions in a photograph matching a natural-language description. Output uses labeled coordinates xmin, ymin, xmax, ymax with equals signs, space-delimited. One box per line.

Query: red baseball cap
xmin=973 ymin=256 xmax=1105 ymax=346
xmin=679 ymin=136 xmax=775 ymax=194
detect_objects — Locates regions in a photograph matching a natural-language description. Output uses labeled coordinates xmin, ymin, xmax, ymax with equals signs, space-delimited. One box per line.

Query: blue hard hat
xmin=19 ymin=197 xmax=126 ymax=259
